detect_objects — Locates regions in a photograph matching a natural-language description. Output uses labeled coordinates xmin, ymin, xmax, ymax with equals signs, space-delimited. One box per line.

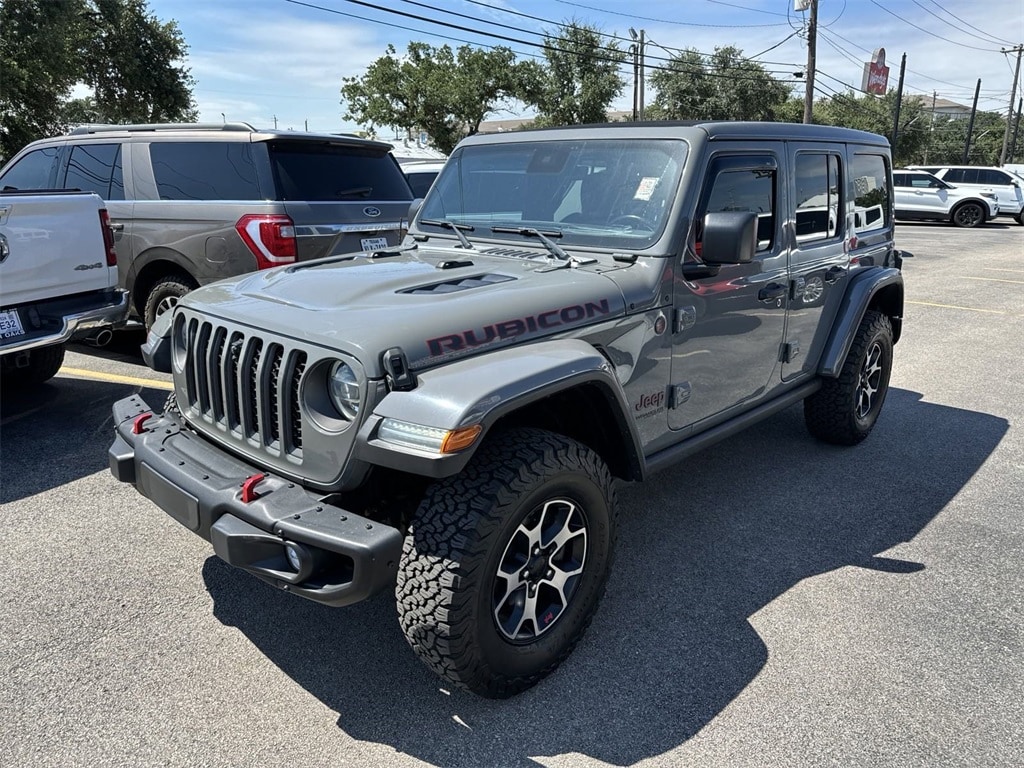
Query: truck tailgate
xmin=0 ymin=193 xmax=115 ymax=307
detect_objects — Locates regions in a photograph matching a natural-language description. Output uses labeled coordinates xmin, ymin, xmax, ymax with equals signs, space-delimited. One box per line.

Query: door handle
xmin=108 ymin=221 xmax=125 ymax=231
xmin=758 ymin=283 xmax=787 ymax=303
xmin=825 ymin=266 xmax=845 ymax=284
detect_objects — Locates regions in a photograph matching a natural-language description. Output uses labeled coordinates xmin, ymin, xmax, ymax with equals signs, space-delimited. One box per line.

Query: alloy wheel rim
xmin=492 ymin=498 xmax=588 ymax=642
xmin=156 ymin=295 xmax=179 ymax=317
xmin=856 ymin=340 xmax=884 ymax=419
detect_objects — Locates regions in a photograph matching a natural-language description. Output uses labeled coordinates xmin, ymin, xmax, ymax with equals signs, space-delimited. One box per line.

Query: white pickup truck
xmin=0 ymin=190 xmax=128 ymax=387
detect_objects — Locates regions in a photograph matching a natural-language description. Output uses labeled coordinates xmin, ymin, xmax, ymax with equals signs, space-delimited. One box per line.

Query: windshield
xmin=418 ymin=138 xmax=686 ymax=249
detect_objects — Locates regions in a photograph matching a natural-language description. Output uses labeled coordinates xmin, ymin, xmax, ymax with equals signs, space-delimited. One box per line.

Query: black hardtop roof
xmin=465 ymin=120 xmax=889 ymax=147
xmin=58 ymin=122 xmax=394 ymax=151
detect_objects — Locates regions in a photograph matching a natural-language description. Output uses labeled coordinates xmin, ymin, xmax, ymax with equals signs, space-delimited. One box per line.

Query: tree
xmin=0 ymin=0 xmax=196 ymax=161
xmin=813 ymin=90 xmax=929 ymax=166
xmin=83 ymin=0 xmax=196 ymax=124
xmin=341 ymin=43 xmax=538 ymax=155
xmin=0 ymin=0 xmax=90 ymax=160
xmin=647 ymin=45 xmax=791 ymax=121
xmin=530 ymin=22 xmax=626 ymax=127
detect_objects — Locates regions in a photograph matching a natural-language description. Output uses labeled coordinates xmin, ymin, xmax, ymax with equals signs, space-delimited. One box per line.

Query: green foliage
xmin=0 ymin=0 xmax=90 ymax=160
xmin=647 ymin=46 xmax=791 ymax=121
xmin=923 ymin=111 xmax=1006 ymax=165
xmin=0 ymin=0 xmax=196 ymax=161
xmin=530 ymin=22 xmax=626 ymax=127
xmin=341 ymin=43 xmax=539 ymax=155
xmin=84 ymin=0 xmax=196 ymax=124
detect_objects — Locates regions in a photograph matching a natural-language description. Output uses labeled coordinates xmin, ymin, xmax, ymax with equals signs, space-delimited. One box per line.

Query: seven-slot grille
xmin=182 ymin=317 xmax=306 ymax=456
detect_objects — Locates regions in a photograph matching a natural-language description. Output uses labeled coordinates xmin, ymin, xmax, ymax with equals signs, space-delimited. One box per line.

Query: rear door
xmin=783 ymin=142 xmax=849 ymax=380
xmin=264 ymin=140 xmax=414 ymax=260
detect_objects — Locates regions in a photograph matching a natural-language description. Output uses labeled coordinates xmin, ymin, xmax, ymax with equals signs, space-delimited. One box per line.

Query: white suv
xmin=893 ymin=169 xmax=998 ymax=228
xmin=910 ymin=165 xmax=1024 ymax=224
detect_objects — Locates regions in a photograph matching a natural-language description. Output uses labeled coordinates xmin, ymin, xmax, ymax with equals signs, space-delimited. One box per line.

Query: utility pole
xmin=891 ymin=53 xmax=907 ymax=155
xmin=630 ymin=28 xmax=645 ymax=121
xmin=963 ymin=80 xmax=981 ymax=164
xmin=802 ymin=0 xmax=818 ymax=124
xmin=273 ymin=115 xmax=278 ymax=129
xmin=1000 ymin=45 xmax=1023 ymax=165
xmin=923 ymin=91 xmax=937 ymax=164
xmin=1010 ymin=97 xmax=1023 ymax=162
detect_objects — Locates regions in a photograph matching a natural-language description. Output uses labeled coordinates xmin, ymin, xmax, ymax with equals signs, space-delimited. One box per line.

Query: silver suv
xmin=0 ymin=123 xmax=414 ymax=328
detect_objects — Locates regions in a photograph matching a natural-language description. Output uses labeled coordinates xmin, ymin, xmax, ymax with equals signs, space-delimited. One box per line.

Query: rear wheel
xmin=396 ymin=428 xmax=616 ymax=698
xmin=804 ymin=310 xmax=893 ymax=446
xmin=951 ymin=201 xmax=985 ymax=228
xmin=143 ymin=275 xmax=195 ymax=331
xmin=0 ymin=344 xmax=65 ymax=388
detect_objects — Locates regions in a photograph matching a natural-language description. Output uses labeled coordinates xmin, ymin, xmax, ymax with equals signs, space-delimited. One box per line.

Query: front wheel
xmin=951 ymin=202 xmax=985 ymax=228
xmin=396 ymin=428 xmax=616 ymax=698
xmin=804 ymin=310 xmax=893 ymax=445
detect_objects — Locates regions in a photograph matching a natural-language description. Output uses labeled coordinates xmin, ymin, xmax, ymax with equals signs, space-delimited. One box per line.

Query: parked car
xmin=1 ymin=190 xmax=127 ymax=386
xmin=892 ymin=169 xmax=998 ymax=227
xmin=111 ymin=121 xmax=906 ymax=697
xmin=400 ymin=160 xmax=445 ymax=198
xmin=0 ymin=123 xmax=414 ymax=329
xmin=908 ymin=165 xmax=1024 ymax=224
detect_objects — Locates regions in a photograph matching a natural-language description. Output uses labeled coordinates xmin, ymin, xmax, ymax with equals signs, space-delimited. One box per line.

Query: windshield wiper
xmin=420 ymin=218 xmax=475 ymax=249
xmin=335 ymin=186 xmax=373 ymax=198
xmin=490 ymin=226 xmax=569 ymax=261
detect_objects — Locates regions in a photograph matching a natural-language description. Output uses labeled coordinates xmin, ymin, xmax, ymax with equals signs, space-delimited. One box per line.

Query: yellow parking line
xmin=906 ymin=300 xmax=1013 ymax=316
xmin=963 ymin=276 xmax=1024 ymax=285
xmin=58 ymin=366 xmax=173 ymax=390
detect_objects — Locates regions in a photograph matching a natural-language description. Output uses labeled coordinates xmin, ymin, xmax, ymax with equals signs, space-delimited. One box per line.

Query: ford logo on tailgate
xmin=363 ymin=206 xmax=381 ymax=217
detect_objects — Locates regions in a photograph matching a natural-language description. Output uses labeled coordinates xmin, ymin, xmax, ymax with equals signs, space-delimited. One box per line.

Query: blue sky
xmin=143 ymin=0 xmax=1024 ymax=138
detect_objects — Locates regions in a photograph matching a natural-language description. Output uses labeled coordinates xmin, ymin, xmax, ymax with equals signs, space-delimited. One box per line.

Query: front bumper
xmin=108 ymin=394 xmax=403 ymax=607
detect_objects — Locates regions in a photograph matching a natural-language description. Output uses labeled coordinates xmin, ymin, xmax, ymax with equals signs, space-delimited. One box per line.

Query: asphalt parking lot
xmin=2 ymin=222 xmax=1022 ymax=767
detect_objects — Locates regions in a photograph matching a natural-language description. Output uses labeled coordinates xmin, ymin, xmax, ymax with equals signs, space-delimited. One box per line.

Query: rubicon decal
xmin=427 ymin=299 xmax=611 ymax=356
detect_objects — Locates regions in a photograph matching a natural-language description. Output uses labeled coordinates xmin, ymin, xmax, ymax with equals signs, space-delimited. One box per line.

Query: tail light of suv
xmin=235 ymin=214 xmax=298 ymax=270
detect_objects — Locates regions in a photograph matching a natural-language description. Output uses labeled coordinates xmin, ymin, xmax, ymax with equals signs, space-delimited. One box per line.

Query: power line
xmin=551 ymin=0 xmax=793 ymax=29
xmin=909 ymin=0 xmax=1014 ymax=47
xmin=922 ymin=0 xmax=1018 ymax=47
xmin=866 ymin=0 xmax=1002 ymax=53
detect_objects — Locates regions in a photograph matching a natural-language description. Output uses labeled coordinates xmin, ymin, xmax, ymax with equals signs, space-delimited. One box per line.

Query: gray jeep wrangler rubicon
xmin=110 ymin=122 xmax=906 ymax=698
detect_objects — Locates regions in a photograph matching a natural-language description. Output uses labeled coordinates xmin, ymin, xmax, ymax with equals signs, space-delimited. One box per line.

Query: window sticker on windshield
xmin=635 ymin=177 xmax=660 ymax=201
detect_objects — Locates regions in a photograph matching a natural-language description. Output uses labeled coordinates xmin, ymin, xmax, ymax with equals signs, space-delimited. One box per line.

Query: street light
xmin=221 ymin=112 xmax=226 ymax=124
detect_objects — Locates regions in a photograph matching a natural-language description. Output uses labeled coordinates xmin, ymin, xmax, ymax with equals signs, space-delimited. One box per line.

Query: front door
xmin=669 ymin=151 xmax=788 ymax=431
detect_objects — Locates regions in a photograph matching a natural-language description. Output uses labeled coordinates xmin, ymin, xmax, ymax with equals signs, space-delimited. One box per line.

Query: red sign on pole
xmin=862 ymin=48 xmax=890 ymax=95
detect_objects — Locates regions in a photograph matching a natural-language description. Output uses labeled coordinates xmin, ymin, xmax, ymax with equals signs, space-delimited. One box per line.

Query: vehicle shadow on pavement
xmin=0 ymin=377 xmax=168 ymax=503
xmin=203 ymin=387 xmax=1007 ymax=767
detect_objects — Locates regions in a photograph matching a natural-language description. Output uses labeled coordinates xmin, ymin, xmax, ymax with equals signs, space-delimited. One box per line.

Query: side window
xmin=62 ymin=143 xmax=123 ymax=200
xmin=892 ymin=173 xmax=907 ymax=186
xmin=698 ymin=158 xmax=777 ymax=254
xmin=150 ymin=142 xmax=260 ymax=200
xmin=943 ymin=168 xmax=968 ymax=184
xmin=980 ymin=169 xmax=1011 ymax=185
xmin=0 ymin=147 xmax=60 ymax=190
xmin=794 ymin=153 xmax=841 ymax=242
xmin=851 ymin=153 xmax=890 ymax=234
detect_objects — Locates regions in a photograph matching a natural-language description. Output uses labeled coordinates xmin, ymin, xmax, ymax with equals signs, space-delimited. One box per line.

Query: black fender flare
xmin=353 ymin=338 xmax=644 ymax=480
xmin=818 ymin=266 xmax=904 ymax=378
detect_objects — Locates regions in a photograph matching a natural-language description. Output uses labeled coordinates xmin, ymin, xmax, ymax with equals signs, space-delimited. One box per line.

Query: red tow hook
xmin=241 ymin=473 xmax=266 ymax=503
xmin=132 ymin=413 xmax=153 ymax=434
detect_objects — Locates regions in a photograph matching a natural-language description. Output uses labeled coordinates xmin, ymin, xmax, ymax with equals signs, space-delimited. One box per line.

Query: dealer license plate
xmin=0 ymin=309 xmax=25 ymax=340
xmin=360 ymin=236 xmax=389 ymax=252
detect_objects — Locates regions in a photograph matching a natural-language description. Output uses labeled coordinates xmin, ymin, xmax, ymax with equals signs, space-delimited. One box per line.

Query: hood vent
xmin=401 ymin=273 xmax=515 ymax=295
xmin=482 ymin=247 xmax=544 ymax=260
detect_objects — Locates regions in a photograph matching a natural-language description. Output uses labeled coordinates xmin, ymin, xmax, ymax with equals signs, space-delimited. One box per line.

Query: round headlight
xmin=328 ymin=361 xmax=361 ymax=420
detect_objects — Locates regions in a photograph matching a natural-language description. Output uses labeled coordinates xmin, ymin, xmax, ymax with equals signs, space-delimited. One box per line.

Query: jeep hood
xmin=181 ymin=247 xmax=628 ymax=375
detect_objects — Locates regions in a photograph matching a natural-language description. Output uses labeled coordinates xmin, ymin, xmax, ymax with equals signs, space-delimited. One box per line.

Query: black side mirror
xmin=701 ymin=211 xmax=758 ymax=265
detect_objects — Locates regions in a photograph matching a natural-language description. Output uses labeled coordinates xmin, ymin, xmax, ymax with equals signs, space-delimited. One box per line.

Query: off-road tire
xmin=804 ymin=310 xmax=893 ymax=446
xmin=951 ymin=201 xmax=984 ymax=228
xmin=144 ymin=275 xmax=194 ymax=331
xmin=396 ymin=427 xmax=616 ymax=698
xmin=1 ymin=344 xmax=65 ymax=388
xmin=163 ymin=391 xmax=181 ymax=417
xmin=1017 ymin=211 xmax=1024 ymax=226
